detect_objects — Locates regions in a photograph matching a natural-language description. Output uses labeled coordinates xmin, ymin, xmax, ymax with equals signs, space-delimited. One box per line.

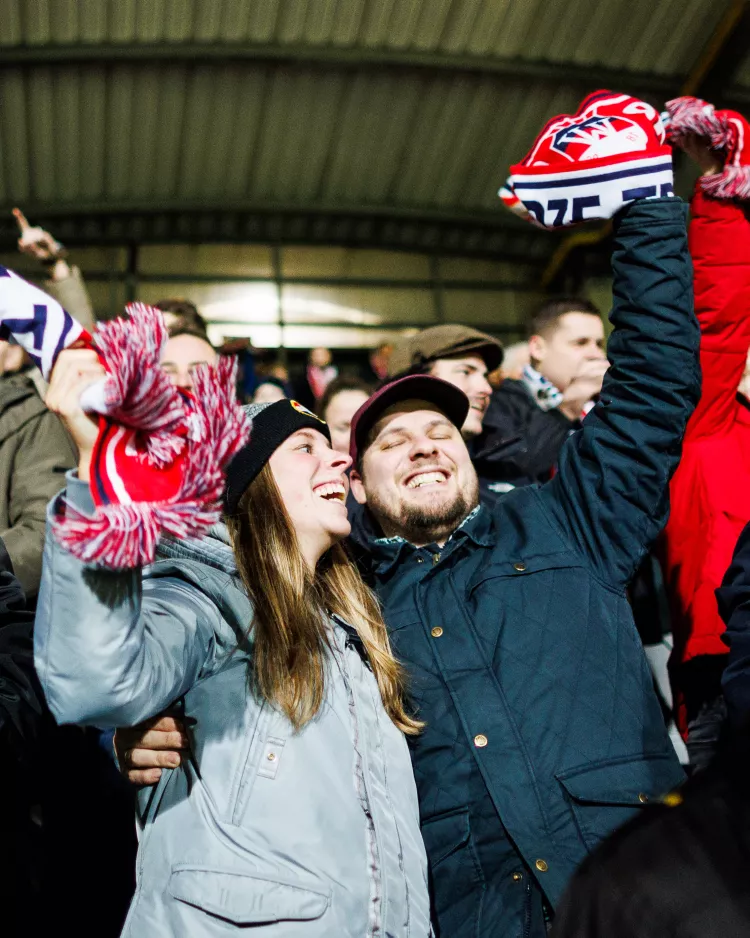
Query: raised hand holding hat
xmin=501 ymin=90 xmax=674 ymax=229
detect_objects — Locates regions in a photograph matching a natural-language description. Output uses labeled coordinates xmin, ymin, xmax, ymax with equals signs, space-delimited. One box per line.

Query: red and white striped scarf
xmin=0 ymin=266 xmax=249 ymax=568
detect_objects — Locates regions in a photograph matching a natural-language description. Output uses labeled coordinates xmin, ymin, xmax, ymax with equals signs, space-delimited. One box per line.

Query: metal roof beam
xmin=0 ymin=41 xmax=679 ymax=95
xmin=0 ymin=205 xmax=552 ymax=264
xmin=682 ymin=0 xmax=750 ymax=102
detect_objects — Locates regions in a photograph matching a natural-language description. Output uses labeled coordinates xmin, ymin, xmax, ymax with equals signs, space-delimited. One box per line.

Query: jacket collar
xmin=154 ymin=522 xmax=237 ymax=575
xmin=368 ymin=504 xmax=493 ymax=574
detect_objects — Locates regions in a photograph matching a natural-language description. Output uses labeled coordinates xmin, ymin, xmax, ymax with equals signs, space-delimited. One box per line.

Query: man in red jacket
xmin=662 ymin=103 xmax=750 ymax=768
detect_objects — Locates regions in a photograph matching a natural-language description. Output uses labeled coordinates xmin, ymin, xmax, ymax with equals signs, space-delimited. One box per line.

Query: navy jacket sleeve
xmin=716 ymin=522 xmax=750 ymax=726
xmin=540 ymin=198 xmax=700 ymax=589
xmin=0 ymin=539 xmax=42 ymax=753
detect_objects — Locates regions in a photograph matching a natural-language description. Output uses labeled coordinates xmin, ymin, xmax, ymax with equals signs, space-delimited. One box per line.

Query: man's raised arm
xmin=541 ymin=197 xmax=699 ymax=588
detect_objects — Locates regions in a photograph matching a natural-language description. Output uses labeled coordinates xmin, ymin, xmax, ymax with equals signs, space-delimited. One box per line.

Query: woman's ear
xmin=349 ymin=469 xmax=367 ymax=506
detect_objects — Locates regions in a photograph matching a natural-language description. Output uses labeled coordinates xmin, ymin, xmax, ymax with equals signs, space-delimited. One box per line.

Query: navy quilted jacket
xmin=355 ymin=199 xmax=700 ymax=938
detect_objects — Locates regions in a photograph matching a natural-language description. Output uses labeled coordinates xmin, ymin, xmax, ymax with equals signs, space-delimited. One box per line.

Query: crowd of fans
xmin=3 ymin=92 xmax=750 ymax=938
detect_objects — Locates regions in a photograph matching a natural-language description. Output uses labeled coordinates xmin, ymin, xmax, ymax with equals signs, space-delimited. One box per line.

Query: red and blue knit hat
xmin=501 ymin=90 xmax=674 ymax=229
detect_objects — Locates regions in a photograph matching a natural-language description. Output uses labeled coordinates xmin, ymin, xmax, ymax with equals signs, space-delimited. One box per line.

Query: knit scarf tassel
xmin=52 ymin=329 xmax=250 ymax=569
xmin=88 ymin=302 xmax=189 ymax=467
xmin=666 ymin=96 xmax=750 ymax=200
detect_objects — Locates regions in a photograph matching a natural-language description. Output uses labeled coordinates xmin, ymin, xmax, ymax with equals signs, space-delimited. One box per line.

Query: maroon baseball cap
xmin=349 ymin=374 xmax=470 ymax=464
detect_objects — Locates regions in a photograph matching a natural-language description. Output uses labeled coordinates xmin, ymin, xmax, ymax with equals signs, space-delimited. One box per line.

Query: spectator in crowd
xmin=386 ymin=325 xmax=513 ymax=504
xmin=317 ymin=375 xmax=372 ymax=455
xmin=498 ymin=339 xmax=531 ymax=382
xmin=9 ymin=220 xmax=137 ymax=936
xmin=387 ymin=324 xmax=501 ymax=439
xmin=366 ymin=341 xmax=393 ymax=383
xmin=251 ymin=375 xmax=288 ymax=404
xmin=0 ymin=338 xmax=76 ymax=599
xmin=478 ymin=297 xmax=608 ymax=492
xmin=345 ymin=195 xmax=695 ymax=937
xmin=660 ymin=129 xmax=750 ymax=767
xmin=36 ymin=381 xmax=431 ymax=937
xmin=217 ymin=337 xmax=259 ymax=400
xmin=154 ymin=298 xmax=208 ymax=337
xmin=550 ymin=731 xmax=750 ymax=938
xmin=120 ymin=195 xmax=698 ymax=937
xmin=295 ymin=346 xmax=338 ymax=409
xmin=160 ymin=327 xmax=218 ymax=392
xmin=13 ymin=208 xmax=95 ymax=331
xmin=0 ymin=542 xmax=45 ymax=937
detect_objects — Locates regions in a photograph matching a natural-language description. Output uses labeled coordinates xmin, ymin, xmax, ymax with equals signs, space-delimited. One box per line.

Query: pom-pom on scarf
xmin=0 ymin=265 xmax=250 ymax=568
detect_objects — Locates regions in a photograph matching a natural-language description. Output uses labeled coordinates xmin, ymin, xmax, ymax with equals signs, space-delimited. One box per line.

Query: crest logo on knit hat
xmin=502 ymin=91 xmax=673 ymax=230
xmin=290 ymin=399 xmax=326 ymax=423
xmin=551 ymin=113 xmax=648 ymax=161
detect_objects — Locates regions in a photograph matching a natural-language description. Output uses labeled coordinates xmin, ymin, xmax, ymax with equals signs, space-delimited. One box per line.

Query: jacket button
xmin=473 ymin=734 xmax=488 ymax=748
xmin=535 ymin=859 xmax=548 ymax=872
xmin=431 ymin=626 xmax=444 ymax=638
xmin=511 ymin=872 xmax=523 ymax=882
xmin=513 ymin=562 xmax=527 ymax=572
xmin=416 ymin=557 xmax=424 ymax=564
xmin=638 ymin=792 xmax=649 ymax=804
xmin=432 ymin=553 xmax=441 ymax=565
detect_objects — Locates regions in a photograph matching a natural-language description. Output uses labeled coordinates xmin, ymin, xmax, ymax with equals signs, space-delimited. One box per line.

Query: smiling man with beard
xmin=351 ymin=385 xmax=480 ymax=546
xmin=340 ymin=195 xmax=699 ymax=938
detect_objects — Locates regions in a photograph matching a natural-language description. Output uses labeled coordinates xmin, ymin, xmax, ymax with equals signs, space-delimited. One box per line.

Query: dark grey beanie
xmin=223 ymin=400 xmax=331 ymax=514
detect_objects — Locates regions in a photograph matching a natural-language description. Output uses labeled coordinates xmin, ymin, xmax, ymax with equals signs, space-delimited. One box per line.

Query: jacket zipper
xmin=522 ymin=881 xmax=532 ymax=938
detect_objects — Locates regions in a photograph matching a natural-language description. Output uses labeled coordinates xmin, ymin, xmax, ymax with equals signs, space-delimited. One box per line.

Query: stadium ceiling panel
xmin=0 ymin=0 xmax=747 ymax=271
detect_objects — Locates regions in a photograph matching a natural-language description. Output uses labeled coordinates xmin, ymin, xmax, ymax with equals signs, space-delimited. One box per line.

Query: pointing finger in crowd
xmin=12 ymin=207 xmax=30 ymax=232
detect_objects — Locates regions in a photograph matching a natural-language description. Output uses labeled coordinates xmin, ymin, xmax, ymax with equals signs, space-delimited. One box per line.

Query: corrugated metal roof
xmin=0 ymin=61 xmax=584 ymax=218
xmin=0 ymin=0 xmax=732 ymax=79
xmin=0 ymin=0 xmax=742 ymax=265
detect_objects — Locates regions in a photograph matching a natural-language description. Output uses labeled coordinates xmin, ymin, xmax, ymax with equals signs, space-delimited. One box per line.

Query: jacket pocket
xmin=422 ymin=808 xmax=484 ymax=937
xmin=466 ymin=553 xmax=582 ymax=596
xmin=169 ymin=866 xmax=331 ymax=925
xmin=556 ymin=753 xmax=684 ymax=851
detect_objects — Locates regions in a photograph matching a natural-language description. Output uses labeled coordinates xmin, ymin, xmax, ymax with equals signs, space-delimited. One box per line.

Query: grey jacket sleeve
xmin=42 ymin=265 xmax=95 ymax=330
xmin=34 ymin=475 xmax=222 ymax=728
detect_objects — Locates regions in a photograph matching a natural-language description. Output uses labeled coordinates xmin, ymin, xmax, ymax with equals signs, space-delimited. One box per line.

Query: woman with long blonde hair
xmin=35 ymin=349 xmax=431 ymax=938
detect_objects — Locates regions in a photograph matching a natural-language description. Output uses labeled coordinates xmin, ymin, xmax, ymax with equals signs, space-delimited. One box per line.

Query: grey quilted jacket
xmin=35 ymin=474 xmax=431 ymax=937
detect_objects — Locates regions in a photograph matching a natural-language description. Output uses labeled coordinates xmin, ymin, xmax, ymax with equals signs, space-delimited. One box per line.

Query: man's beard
xmin=368 ymin=476 xmax=479 ymax=546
